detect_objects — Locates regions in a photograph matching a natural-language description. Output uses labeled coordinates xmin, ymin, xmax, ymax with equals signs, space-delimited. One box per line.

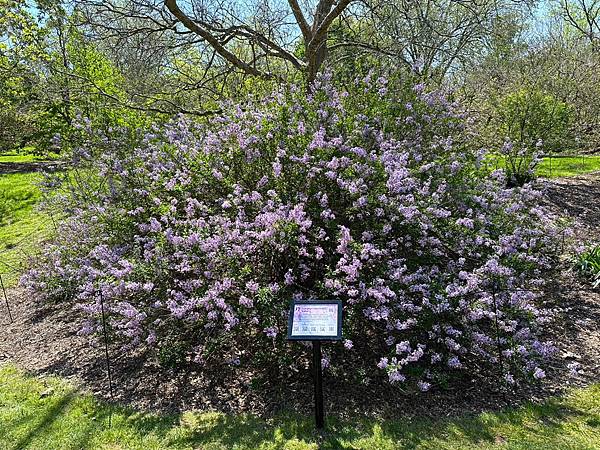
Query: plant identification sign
xmin=287 ymin=299 xmax=342 ymax=341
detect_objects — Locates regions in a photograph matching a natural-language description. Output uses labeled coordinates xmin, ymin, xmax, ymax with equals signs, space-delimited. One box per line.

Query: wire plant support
xmin=0 ymin=273 xmax=13 ymax=323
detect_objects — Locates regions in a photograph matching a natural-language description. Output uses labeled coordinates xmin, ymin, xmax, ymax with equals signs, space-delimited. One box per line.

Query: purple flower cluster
xmin=22 ymin=74 xmax=561 ymax=388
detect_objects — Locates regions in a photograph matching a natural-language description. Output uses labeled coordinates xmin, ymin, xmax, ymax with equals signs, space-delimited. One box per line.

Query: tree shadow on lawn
xmin=5 ymin=389 xmax=78 ymax=450
xmin=3 ymin=366 xmax=598 ymax=449
xmin=0 ymin=161 xmax=65 ymax=176
xmin=105 ymin=392 xmax=598 ymax=449
xmin=23 ymin=347 xmax=600 ymax=450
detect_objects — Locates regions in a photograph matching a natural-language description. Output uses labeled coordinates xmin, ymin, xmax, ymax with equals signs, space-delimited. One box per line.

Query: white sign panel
xmin=288 ymin=301 xmax=342 ymax=340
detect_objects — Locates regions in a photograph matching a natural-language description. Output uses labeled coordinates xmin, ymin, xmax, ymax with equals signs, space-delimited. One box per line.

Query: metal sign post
xmin=287 ymin=299 xmax=342 ymax=430
xmin=312 ymin=340 xmax=324 ymax=428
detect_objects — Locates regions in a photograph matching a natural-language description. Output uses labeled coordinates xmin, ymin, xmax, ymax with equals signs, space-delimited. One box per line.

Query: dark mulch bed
xmin=542 ymin=171 xmax=600 ymax=241
xmin=1 ymin=174 xmax=599 ymax=420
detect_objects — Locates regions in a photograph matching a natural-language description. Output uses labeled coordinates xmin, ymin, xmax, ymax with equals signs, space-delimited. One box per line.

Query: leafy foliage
xmin=490 ymin=89 xmax=573 ymax=186
xmin=0 ymin=2 xmax=153 ymax=155
xmin=574 ymin=244 xmax=600 ymax=288
xmin=495 ymin=89 xmax=572 ymax=154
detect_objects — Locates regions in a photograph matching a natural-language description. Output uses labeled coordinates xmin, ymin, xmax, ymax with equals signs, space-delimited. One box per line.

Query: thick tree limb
xmin=164 ymin=0 xmax=276 ymax=79
xmin=287 ymin=0 xmax=312 ymax=41
xmin=312 ymin=0 xmax=353 ymax=43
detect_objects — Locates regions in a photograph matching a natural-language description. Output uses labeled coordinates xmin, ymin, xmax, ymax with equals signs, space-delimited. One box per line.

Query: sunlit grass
xmin=1 ymin=365 xmax=599 ymax=450
xmin=0 ymin=149 xmax=60 ymax=163
xmin=537 ymin=155 xmax=600 ymax=178
xmin=0 ymin=168 xmax=53 ymax=286
xmin=487 ymin=154 xmax=600 ymax=179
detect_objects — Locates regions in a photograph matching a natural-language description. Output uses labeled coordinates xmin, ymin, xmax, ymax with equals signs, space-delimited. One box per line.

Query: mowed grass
xmin=488 ymin=154 xmax=600 ymax=179
xmin=537 ymin=155 xmax=600 ymax=178
xmin=0 ymin=150 xmax=60 ymax=163
xmin=0 ymin=154 xmax=55 ymax=286
xmin=1 ymin=365 xmax=600 ymax=450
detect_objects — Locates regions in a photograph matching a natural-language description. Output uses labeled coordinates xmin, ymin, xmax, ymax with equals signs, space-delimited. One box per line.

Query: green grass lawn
xmin=1 ymin=365 xmax=599 ymax=450
xmin=488 ymin=155 xmax=600 ymax=179
xmin=0 ymin=160 xmax=54 ymax=286
xmin=0 ymin=150 xmax=60 ymax=163
xmin=537 ymin=155 xmax=600 ymax=178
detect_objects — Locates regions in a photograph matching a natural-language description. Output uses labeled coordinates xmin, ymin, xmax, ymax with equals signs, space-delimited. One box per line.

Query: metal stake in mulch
xmin=98 ymin=289 xmax=115 ymax=427
xmin=0 ymin=273 xmax=13 ymax=323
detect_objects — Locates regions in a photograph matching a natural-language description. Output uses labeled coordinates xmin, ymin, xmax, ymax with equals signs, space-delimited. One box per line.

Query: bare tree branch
xmin=164 ymin=0 xmax=277 ymax=79
xmin=288 ymin=0 xmax=311 ymax=41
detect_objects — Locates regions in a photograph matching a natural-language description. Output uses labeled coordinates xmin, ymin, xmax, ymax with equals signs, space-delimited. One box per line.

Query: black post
xmin=0 ymin=274 xmax=13 ymax=323
xmin=312 ymin=340 xmax=324 ymax=429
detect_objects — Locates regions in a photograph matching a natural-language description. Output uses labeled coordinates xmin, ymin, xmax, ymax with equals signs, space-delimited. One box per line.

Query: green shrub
xmin=492 ymin=88 xmax=573 ymax=186
xmin=497 ymin=88 xmax=572 ymax=154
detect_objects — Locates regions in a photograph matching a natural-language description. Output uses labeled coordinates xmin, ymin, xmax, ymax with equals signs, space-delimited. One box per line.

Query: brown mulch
xmin=542 ymin=171 xmax=600 ymax=241
xmin=1 ymin=173 xmax=599 ymax=420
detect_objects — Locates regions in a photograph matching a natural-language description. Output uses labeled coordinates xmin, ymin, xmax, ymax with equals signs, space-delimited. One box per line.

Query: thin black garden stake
xmin=491 ymin=286 xmax=505 ymax=387
xmin=312 ymin=340 xmax=325 ymax=429
xmin=0 ymin=273 xmax=13 ymax=323
xmin=99 ymin=289 xmax=115 ymax=427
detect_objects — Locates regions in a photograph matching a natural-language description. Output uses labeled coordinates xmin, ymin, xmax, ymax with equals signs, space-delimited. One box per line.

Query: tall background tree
xmin=2 ymin=0 xmax=600 ymax=154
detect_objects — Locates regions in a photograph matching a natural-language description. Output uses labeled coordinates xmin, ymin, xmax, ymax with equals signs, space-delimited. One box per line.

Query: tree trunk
xmin=306 ymin=0 xmax=334 ymax=85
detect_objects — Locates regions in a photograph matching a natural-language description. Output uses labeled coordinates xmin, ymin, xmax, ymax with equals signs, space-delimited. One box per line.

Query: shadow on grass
xmin=0 ymin=161 xmax=65 ymax=176
xmin=1 ymin=374 xmax=598 ymax=449
xmin=121 ymin=394 xmax=593 ymax=449
xmin=2 ymin=366 xmax=600 ymax=450
xmin=8 ymin=389 xmax=77 ymax=450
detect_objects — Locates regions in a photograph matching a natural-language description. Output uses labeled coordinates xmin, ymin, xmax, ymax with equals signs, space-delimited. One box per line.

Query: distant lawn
xmin=0 ymin=150 xmax=60 ymax=163
xmin=488 ymin=155 xmax=600 ymax=179
xmin=0 ymin=168 xmax=53 ymax=287
xmin=537 ymin=155 xmax=600 ymax=178
xmin=0 ymin=365 xmax=599 ymax=450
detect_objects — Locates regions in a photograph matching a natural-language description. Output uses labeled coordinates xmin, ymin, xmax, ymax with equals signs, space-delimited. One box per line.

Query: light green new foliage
xmin=495 ymin=89 xmax=573 ymax=155
xmin=1 ymin=365 xmax=600 ymax=450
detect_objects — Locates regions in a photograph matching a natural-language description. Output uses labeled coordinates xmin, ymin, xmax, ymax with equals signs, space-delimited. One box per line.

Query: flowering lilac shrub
xmin=23 ymin=74 xmax=560 ymax=389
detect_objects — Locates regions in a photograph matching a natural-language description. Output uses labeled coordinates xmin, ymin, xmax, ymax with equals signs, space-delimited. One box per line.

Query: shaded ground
xmin=1 ymin=173 xmax=599 ymax=421
xmin=0 ymin=161 xmax=65 ymax=175
xmin=542 ymin=171 xmax=600 ymax=241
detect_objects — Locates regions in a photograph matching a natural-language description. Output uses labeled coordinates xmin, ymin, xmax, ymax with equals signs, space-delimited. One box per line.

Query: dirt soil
xmin=1 ymin=173 xmax=599 ymax=420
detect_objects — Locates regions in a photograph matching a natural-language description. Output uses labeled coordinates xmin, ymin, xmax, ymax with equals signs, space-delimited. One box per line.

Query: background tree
xmin=561 ymin=0 xmax=600 ymax=49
